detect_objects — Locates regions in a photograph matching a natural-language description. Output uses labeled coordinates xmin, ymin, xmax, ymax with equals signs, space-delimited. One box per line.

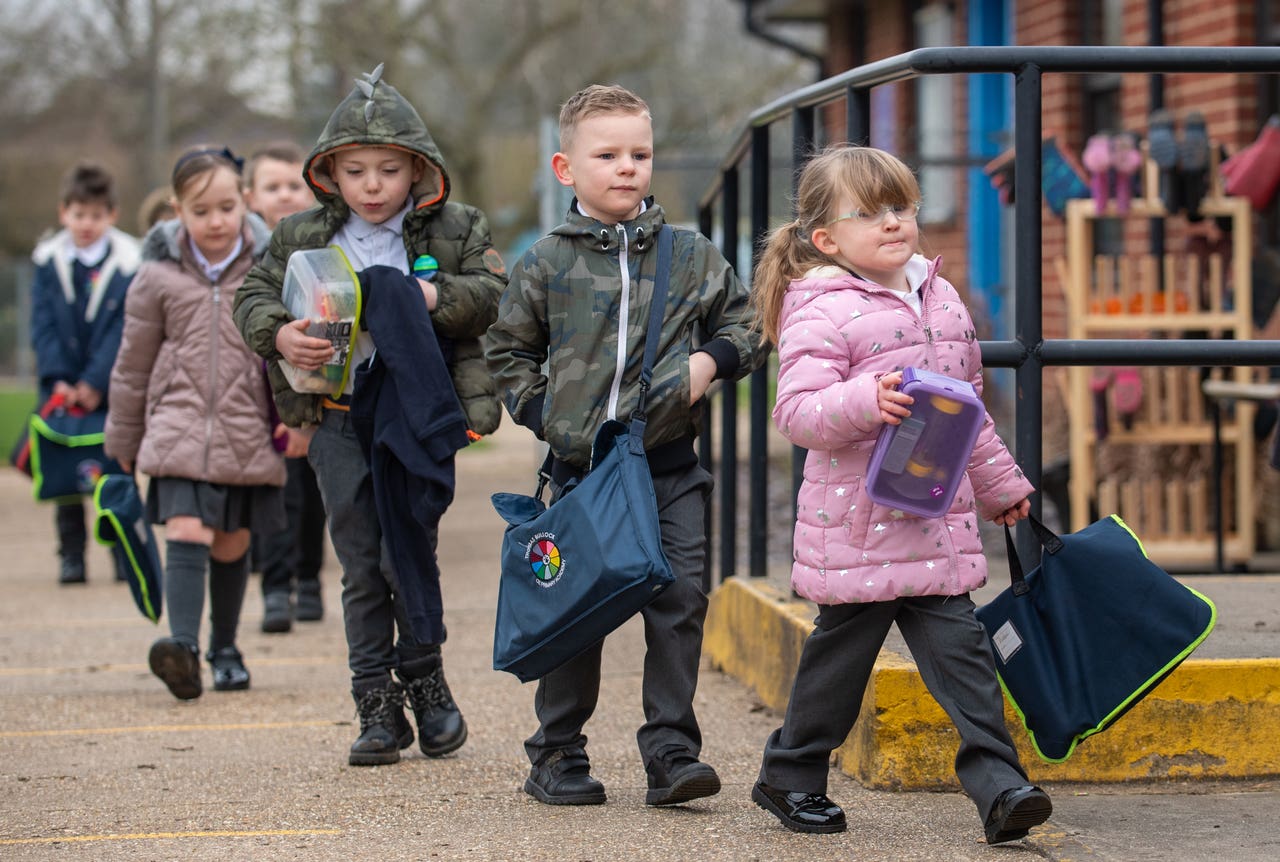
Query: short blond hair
xmin=558 ymin=84 xmax=651 ymax=151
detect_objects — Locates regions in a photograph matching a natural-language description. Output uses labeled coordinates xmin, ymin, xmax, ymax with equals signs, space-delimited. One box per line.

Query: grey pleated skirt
xmin=146 ymin=477 xmax=287 ymax=535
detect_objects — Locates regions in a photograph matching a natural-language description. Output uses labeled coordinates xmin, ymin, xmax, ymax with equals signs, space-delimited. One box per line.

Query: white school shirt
xmin=868 ymin=254 xmax=929 ymax=316
xmin=69 ymin=235 xmax=110 ymax=268
xmin=330 ymin=197 xmax=414 ymax=395
xmin=189 ymin=235 xmax=244 ymax=283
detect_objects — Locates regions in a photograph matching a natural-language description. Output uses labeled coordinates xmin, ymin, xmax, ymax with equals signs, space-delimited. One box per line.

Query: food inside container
xmin=278 ymin=246 xmax=362 ymax=396
xmin=865 ymin=367 xmax=985 ymax=518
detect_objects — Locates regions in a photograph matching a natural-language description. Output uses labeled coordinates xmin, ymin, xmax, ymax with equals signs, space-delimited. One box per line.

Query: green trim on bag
xmin=29 ymin=414 xmax=106 ymax=447
xmin=27 ymin=414 xmax=106 ymax=502
xmin=92 ymin=478 xmax=160 ymax=623
xmin=995 ymin=513 xmax=1219 ymax=763
xmin=328 ymin=245 xmax=363 ymax=399
xmin=1111 ymin=513 xmax=1149 ymax=557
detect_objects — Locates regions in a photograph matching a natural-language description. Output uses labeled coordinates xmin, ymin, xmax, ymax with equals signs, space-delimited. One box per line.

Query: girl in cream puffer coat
xmin=106 ymin=147 xmax=284 ymax=703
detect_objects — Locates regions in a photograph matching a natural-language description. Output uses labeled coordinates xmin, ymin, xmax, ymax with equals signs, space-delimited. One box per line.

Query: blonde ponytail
xmin=751 ymin=220 xmax=823 ymax=345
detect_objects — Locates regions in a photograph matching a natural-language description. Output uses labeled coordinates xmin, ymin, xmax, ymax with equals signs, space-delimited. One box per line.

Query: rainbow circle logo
xmin=529 ymin=535 xmax=563 ymax=587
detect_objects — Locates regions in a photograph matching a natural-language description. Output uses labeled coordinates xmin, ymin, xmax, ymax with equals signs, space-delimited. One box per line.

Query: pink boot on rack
xmin=1082 ymin=134 xmax=1113 ymax=214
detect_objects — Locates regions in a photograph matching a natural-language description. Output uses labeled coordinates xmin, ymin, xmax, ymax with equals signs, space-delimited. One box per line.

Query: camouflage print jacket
xmin=486 ymin=200 xmax=765 ymax=471
xmin=233 ymin=68 xmax=506 ymax=433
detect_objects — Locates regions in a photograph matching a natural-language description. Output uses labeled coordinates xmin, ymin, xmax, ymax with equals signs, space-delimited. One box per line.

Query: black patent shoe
xmin=752 ymin=781 xmax=847 ymax=834
xmin=645 ymin=749 xmax=721 ymax=806
xmin=207 ymin=646 xmax=251 ymax=692
xmin=524 ymin=749 xmax=606 ymax=805
xmin=349 ymin=682 xmax=414 ymax=766
xmin=984 ymin=785 xmax=1052 ymax=845
xmin=59 ymin=555 xmax=86 ymax=585
xmin=148 ymin=637 xmax=202 ymax=700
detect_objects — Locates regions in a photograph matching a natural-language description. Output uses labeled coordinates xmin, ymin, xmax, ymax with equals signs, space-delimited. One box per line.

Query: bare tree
xmin=0 ymin=0 xmax=806 ymax=255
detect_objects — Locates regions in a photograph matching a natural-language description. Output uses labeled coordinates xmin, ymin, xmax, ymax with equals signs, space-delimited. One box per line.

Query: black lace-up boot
xmin=349 ymin=680 xmax=414 ymax=766
xmin=398 ymin=650 xmax=467 ymax=757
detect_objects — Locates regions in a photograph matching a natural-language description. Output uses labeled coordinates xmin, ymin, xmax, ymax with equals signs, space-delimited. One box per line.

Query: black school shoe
xmin=984 ymin=785 xmax=1053 ymax=845
xmin=349 ymin=682 xmax=415 ymax=766
xmin=295 ymin=581 xmax=324 ymax=622
xmin=645 ymin=749 xmax=721 ymax=806
xmin=260 ymin=591 xmax=293 ymax=633
xmin=524 ymin=749 xmax=606 ymax=805
xmin=148 ymin=637 xmax=202 ymax=700
xmin=207 ymin=646 xmax=251 ymax=691
xmin=399 ymin=652 xmax=467 ymax=757
xmin=58 ymin=555 xmax=86 ymax=585
xmin=752 ymin=781 xmax=847 ymax=834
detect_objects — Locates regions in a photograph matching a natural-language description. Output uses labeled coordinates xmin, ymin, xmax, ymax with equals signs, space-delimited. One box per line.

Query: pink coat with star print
xmin=773 ymin=256 xmax=1033 ymax=605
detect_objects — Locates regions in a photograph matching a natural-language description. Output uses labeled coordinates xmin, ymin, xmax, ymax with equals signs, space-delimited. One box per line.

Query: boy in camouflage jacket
xmin=486 ymin=85 xmax=763 ymax=807
xmin=234 ymin=65 xmax=506 ymax=767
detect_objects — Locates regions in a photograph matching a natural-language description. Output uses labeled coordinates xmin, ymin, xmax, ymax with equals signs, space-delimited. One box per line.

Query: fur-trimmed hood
xmin=140 ymin=212 xmax=271 ymax=265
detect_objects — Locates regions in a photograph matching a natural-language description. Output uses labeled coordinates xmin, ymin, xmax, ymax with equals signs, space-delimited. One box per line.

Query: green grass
xmin=0 ymin=387 xmax=37 ymax=457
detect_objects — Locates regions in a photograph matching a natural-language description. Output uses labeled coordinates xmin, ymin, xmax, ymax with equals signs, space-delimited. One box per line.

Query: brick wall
xmin=820 ymin=1 xmax=1262 ymax=337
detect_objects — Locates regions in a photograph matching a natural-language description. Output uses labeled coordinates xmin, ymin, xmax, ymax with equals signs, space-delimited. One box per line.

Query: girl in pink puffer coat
xmin=747 ymin=145 xmax=1051 ymax=847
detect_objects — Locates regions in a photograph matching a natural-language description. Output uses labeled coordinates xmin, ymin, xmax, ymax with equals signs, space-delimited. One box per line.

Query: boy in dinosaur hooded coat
xmin=234 ymin=65 xmax=506 ymax=767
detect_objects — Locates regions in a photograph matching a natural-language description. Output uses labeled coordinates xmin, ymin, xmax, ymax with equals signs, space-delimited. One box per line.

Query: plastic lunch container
xmin=279 ymin=246 xmax=363 ymax=396
xmin=865 ymin=367 xmax=985 ymax=518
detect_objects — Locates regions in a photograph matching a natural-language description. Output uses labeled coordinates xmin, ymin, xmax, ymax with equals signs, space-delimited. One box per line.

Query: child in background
xmin=30 ymin=162 xmax=140 ymax=584
xmin=136 ymin=186 xmax=176 ymax=233
xmin=105 ymin=146 xmax=284 ymax=701
xmin=243 ymin=140 xmax=327 ymax=634
xmin=486 ymin=85 xmax=763 ymax=807
xmin=235 ymin=66 xmax=506 ymax=766
xmin=748 ymin=144 xmax=1050 ymax=844
xmin=244 ymin=141 xmax=315 ymax=232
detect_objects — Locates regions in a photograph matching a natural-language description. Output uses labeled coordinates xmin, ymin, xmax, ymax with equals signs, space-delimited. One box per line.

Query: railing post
xmin=749 ymin=124 xmax=771 ymax=579
xmin=718 ymin=166 xmax=740 ymax=584
xmin=1013 ymin=62 xmax=1044 ymax=567
xmin=846 ymin=85 xmax=870 ymax=144
xmin=790 ymin=107 xmax=816 ymax=567
xmin=698 ymin=203 xmax=716 ymax=593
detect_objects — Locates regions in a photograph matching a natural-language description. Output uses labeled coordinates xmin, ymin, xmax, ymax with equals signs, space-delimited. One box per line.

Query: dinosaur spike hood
xmin=234 ymin=63 xmax=506 ymax=436
xmin=304 ymin=63 xmax=451 ymax=214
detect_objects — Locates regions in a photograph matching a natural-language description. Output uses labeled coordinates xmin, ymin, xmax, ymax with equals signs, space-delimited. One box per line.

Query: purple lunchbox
xmin=865 ymin=367 xmax=985 ymax=518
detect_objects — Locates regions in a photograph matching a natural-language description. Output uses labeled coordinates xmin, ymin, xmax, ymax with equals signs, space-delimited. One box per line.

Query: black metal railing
xmin=696 ymin=45 xmax=1280 ymax=588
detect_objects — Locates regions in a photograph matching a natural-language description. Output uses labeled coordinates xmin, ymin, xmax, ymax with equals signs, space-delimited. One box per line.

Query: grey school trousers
xmin=523 ymin=463 xmax=714 ymax=771
xmin=758 ymin=593 xmax=1029 ymax=822
xmin=308 ymin=409 xmax=438 ymax=689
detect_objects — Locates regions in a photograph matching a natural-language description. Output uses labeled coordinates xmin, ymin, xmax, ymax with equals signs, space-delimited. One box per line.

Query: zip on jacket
xmin=606 ymin=224 xmax=632 ymax=422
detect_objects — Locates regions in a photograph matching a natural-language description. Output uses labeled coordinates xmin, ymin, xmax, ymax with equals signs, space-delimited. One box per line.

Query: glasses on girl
xmin=830 ymin=201 xmax=922 ymax=226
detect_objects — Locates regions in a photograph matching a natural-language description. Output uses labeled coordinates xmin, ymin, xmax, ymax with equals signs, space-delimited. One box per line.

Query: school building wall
xmin=819 ymin=0 xmax=1266 ymax=342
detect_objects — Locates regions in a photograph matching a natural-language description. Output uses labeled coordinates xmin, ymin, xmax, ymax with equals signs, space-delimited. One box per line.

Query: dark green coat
xmin=233 ymin=70 xmax=506 ymax=432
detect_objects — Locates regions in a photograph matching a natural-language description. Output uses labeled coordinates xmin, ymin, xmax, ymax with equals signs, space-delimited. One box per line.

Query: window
xmin=914 ymin=2 xmax=956 ymax=223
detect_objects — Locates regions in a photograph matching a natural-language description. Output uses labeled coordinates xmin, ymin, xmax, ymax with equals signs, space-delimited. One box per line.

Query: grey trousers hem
xmin=759 ymin=593 xmax=1028 ymax=820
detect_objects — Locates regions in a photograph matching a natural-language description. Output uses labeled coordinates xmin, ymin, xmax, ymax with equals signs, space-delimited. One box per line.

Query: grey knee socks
xmin=208 ymin=552 xmax=250 ymax=653
xmin=164 ymin=539 xmax=209 ymax=650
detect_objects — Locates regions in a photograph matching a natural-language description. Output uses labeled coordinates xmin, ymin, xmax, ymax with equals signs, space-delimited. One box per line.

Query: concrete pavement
xmin=1 ymin=421 xmax=1277 ymax=861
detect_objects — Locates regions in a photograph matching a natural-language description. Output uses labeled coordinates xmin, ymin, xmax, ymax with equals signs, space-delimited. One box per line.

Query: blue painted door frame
xmin=968 ymin=0 xmax=1011 ymax=340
